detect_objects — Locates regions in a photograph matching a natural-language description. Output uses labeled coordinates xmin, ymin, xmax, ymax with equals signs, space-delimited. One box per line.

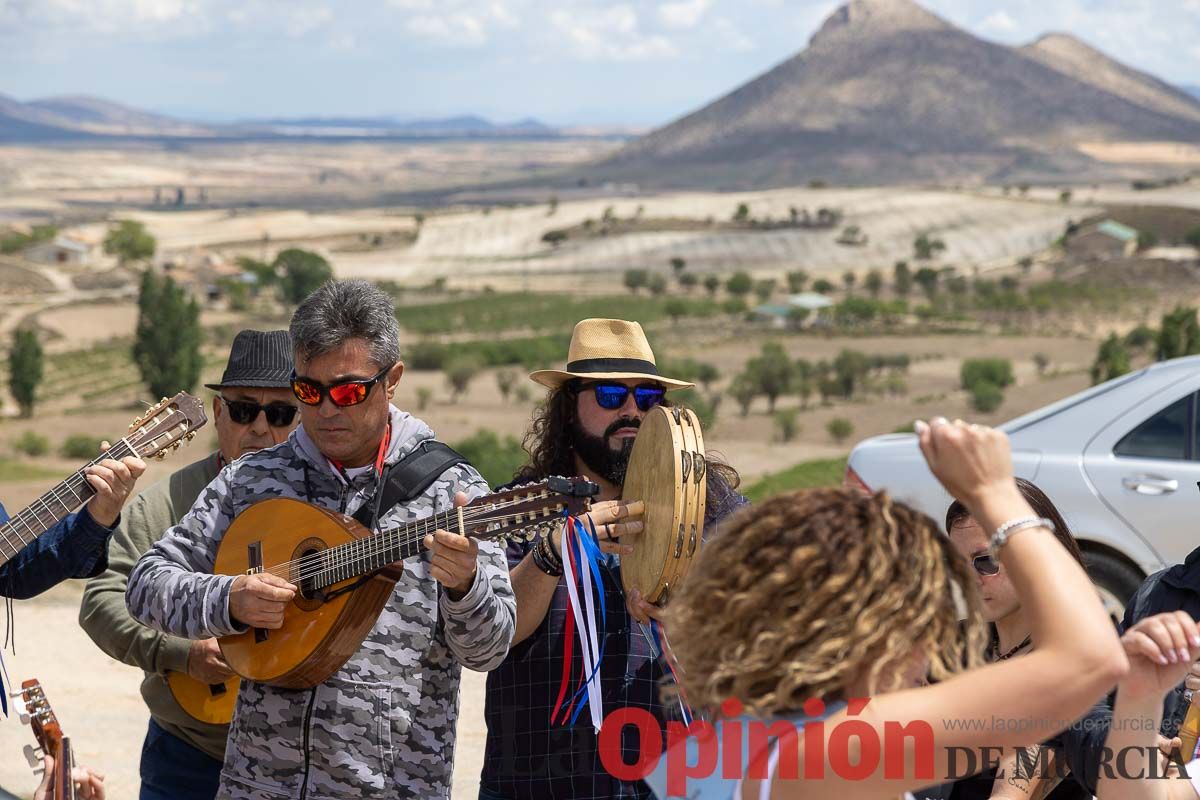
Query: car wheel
xmin=1083 ymin=550 xmax=1144 ymax=626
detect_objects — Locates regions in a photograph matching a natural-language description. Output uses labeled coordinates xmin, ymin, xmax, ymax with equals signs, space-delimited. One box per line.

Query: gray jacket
xmin=127 ymin=407 xmax=515 ymax=799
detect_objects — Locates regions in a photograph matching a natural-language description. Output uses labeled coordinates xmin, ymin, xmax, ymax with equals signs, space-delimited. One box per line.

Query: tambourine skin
xmin=620 ymin=405 xmax=706 ymax=604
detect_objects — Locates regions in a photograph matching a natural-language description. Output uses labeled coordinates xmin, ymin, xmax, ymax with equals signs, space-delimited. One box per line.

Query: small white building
xmin=23 ymin=236 xmax=93 ymax=266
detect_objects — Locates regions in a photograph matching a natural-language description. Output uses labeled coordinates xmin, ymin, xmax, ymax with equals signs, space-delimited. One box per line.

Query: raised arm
xmin=1098 ymin=611 xmax=1200 ymax=800
xmin=780 ymin=419 xmax=1128 ymax=800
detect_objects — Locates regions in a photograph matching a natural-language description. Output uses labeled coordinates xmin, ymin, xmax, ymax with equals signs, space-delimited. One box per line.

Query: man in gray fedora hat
xmin=80 ymin=329 xmax=299 ymax=800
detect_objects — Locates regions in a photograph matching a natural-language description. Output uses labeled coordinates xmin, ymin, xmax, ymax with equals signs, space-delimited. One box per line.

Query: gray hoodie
xmin=127 ymin=406 xmax=515 ymax=799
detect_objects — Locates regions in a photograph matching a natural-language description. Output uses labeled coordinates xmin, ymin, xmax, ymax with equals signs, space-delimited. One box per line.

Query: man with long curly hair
xmin=478 ymin=318 xmax=746 ymax=799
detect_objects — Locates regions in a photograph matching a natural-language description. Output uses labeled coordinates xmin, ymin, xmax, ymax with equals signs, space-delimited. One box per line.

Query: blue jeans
xmin=139 ymin=719 xmax=223 ymax=800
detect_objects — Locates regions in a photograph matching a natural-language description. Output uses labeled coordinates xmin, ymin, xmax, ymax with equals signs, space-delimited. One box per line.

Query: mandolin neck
xmin=303 ymin=507 xmax=469 ymax=588
xmin=0 ymin=438 xmax=140 ymax=571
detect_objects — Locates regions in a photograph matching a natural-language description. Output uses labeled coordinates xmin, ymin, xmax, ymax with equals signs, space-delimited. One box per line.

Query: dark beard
xmin=569 ymin=415 xmax=638 ymax=487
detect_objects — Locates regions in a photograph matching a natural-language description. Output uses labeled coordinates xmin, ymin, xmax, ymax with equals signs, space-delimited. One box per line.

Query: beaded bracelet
xmin=989 ymin=516 xmax=1056 ymax=558
xmin=531 ymin=531 xmax=563 ymax=577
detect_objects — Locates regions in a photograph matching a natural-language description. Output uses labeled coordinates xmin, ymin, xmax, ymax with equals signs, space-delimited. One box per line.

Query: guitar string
xmin=0 ymin=437 xmax=141 ymax=559
xmin=269 ymin=509 xmax=554 ymax=587
xmin=260 ymin=503 xmax=565 ymax=585
xmin=261 ymin=495 xmax=564 ymax=582
xmin=260 ymin=492 xmax=554 ymax=574
xmin=0 ymin=412 xmax=192 ymax=559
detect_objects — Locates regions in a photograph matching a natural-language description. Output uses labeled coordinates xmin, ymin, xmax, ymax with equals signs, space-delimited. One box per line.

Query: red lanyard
xmin=327 ymin=426 xmax=391 ymax=482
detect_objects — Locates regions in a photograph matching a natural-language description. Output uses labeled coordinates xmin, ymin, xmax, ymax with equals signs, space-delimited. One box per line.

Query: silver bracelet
xmin=989 ymin=516 xmax=1056 ymax=557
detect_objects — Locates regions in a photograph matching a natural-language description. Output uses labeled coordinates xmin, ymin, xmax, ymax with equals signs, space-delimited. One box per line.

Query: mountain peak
xmin=810 ymin=0 xmax=951 ymax=46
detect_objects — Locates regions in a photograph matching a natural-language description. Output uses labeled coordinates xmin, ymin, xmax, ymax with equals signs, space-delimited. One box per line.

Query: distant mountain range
xmin=586 ymin=0 xmax=1200 ymax=187
xmin=0 ymin=95 xmax=558 ymax=141
xmin=1185 ymin=86 xmax=1200 ymax=102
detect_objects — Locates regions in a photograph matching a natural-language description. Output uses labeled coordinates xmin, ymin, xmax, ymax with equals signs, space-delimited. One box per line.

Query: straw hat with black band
xmin=529 ymin=318 xmax=693 ymax=390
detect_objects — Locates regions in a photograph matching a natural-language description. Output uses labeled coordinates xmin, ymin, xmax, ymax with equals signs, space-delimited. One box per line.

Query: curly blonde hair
xmin=666 ymin=487 xmax=987 ymax=716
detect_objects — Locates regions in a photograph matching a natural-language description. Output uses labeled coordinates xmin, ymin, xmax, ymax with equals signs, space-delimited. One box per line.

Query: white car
xmin=847 ymin=355 xmax=1200 ymax=616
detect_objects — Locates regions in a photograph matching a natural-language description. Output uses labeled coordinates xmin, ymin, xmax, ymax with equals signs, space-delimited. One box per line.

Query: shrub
xmin=826 ymin=418 xmax=854 ymax=444
xmin=444 ymin=355 xmax=484 ymax=400
xmin=1124 ymin=325 xmax=1156 ymax=351
xmin=496 ymin=369 xmax=517 ymax=400
xmin=960 ymin=359 xmax=1014 ymax=392
xmin=14 ymin=431 xmax=49 ymax=457
xmin=1092 ymin=334 xmax=1132 ymax=385
xmin=416 ymin=387 xmax=433 ymax=411
xmin=61 ymin=435 xmax=104 ymax=460
xmin=774 ymin=409 xmax=800 ymax=442
xmin=970 ymin=382 xmax=1004 ymax=413
xmin=725 ymin=271 xmax=753 ymax=297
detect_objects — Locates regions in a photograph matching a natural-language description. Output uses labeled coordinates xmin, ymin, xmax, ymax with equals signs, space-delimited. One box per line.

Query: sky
xmin=1 ymin=0 xmax=1199 ymax=127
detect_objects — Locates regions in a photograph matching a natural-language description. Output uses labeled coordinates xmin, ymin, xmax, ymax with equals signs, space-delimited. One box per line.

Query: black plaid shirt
xmin=481 ymin=478 xmax=747 ymax=800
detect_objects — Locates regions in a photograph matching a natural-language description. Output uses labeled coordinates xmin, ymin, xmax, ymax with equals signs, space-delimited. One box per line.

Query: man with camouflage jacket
xmin=127 ymin=280 xmax=516 ymax=800
xmin=81 ymin=328 xmax=299 ymax=800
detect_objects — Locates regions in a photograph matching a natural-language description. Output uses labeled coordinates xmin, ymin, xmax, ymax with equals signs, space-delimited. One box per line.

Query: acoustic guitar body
xmin=215 ymin=497 xmax=400 ymax=690
xmin=166 ymin=671 xmax=239 ymax=725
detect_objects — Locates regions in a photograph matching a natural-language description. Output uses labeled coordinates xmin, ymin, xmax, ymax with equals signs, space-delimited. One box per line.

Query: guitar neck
xmin=0 ymin=438 xmax=138 ymax=570
xmin=56 ymin=736 xmax=76 ymax=800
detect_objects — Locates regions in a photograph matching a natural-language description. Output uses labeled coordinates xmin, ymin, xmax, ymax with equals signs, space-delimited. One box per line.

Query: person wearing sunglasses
xmin=479 ymin=318 xmax=747 ymax=800
xmin=81 ymin=329 xmax=299 ymax=800
xmin=126 ymin=281 xmax=514 ymax=800
xmin=942 ymin=478 xmax=1095 ymax=800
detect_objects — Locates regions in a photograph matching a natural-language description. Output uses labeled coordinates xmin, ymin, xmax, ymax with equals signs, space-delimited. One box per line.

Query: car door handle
xmin=1122 ymin=475 xmax=1179 ymax=495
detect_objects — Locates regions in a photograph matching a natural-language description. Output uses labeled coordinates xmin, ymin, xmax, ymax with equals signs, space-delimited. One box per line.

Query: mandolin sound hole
xmin=292 ymin=537 xmax=328 ymax=610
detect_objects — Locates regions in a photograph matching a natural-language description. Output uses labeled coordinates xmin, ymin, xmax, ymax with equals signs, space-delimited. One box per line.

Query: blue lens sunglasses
xmin=578 ymin=381 xmax=667 ymax=412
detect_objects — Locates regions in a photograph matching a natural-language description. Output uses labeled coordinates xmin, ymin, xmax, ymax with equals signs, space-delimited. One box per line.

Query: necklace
xmin=993 ymin=634 xmax=1033 ymax=661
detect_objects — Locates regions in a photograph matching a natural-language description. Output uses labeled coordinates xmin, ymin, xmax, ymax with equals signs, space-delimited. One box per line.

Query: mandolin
xmin=215 ymin=476 xmax=597 ymax=689
xmin=166 ymin=669 xmax=239 ymax=726
xmin=0 ymin=393 xmax=207 ymax=570
xmin=18 ymin=679 xmax=75 ymax=800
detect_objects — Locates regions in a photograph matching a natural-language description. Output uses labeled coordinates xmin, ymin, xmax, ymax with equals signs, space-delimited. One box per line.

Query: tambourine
xmin=620 ymin=405 xmax=706 ymax=604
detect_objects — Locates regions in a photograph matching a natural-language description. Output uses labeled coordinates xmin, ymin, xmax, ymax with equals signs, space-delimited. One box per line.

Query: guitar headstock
xmin=16 ymin=679 xmax=63 ymax=761
xmin=464 ymin=476 xmax=599 ymax=544
xmin=126 ymin=392 xmax=208 ymax=461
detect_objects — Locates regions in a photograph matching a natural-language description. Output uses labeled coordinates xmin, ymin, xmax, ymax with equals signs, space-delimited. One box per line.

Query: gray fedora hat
xmin=204 ymin=329 xmax=294 ymax=390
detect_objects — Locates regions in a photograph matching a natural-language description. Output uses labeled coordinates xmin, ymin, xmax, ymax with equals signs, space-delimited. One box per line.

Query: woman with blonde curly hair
xmin=644 ymin=418 xmax=1128 ymax=800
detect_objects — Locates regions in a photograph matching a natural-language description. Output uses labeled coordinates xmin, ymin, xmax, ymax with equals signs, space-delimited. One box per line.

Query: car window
xmin=1114 ymin=394 xmax=1193 ymax=460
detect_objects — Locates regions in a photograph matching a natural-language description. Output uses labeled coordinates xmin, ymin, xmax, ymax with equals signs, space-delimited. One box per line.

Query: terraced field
xmin=335 ymin=187 xmax=1094 ymax=283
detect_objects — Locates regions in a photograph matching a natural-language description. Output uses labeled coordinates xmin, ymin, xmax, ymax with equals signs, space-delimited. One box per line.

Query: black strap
xmin=352 ymin=440 xmax=468 ymax=530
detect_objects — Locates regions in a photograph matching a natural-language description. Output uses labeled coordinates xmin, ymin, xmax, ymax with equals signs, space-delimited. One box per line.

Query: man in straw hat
xmin=81 ymin=329 xmax=300 ymax=800
xmin=479 ymin=318 xmax=746 ymax=799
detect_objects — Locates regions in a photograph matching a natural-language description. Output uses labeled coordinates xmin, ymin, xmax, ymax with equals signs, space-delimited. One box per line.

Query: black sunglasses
xmin=972 ymin=553 xmax=1001 ymax=577
xmin=291 ymin=364 xmax=392 ymax=407
xmin=220 ymin=397 xmax=299 ymax=428
xmin=577 ymin=381 xmax=666 ymax=412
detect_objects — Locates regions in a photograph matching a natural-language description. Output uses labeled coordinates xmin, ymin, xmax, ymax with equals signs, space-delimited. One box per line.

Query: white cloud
xmin=978 ymin=10 xmax=1018 ymax=34
xmin=407 ymin=12 xmax=488 ymax=46
xmin=286 ymin=6 xmax=332 ymax=37
xmin=658 ymin=0 xmax=709 ymax=30
xmin=549 ymin=5 xmax=677 ymax=61
xmin=712 ymin=16 xmax=754 ymax=51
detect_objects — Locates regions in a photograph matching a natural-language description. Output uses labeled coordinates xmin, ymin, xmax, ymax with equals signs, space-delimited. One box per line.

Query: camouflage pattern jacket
xmin=127 ymin=407 xmax=515 ymax=800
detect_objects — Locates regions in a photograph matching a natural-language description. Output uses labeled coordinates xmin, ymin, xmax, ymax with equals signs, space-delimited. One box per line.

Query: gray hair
xmin=289 ymin=279 xmax=400 ymax=367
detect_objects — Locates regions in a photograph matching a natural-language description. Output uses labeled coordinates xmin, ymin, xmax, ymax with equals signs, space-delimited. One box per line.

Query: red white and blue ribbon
xmin=647 ymin=618 xmax=693 ymax=726
xmin=552 ymin=514 xmax=608 ymax=731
